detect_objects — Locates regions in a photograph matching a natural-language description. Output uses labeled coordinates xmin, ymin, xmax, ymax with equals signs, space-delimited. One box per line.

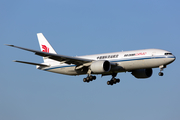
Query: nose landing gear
xmin=158 ymin=65 xmax=166 ymax=76
xmin=158 ymin=72 xmax=164 ymax=76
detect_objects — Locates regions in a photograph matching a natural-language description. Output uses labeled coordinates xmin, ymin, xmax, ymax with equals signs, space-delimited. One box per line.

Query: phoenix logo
xmin=42 ymin=45 xmax=49 ymax=53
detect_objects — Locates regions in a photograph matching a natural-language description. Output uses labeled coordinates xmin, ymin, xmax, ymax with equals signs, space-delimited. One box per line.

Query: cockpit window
xmin=165 ymin=53 xmax=172 ymax=55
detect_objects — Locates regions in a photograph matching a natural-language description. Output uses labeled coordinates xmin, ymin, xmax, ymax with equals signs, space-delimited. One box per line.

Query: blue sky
xmin=1 ymin=0 xmax=180 ymax=120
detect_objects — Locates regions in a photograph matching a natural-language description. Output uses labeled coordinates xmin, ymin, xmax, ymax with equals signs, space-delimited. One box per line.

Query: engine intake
xmin=90 ymin=60 xmax=111 ymax=73
xmin=131 ymin=68 xmax=153 ymax=78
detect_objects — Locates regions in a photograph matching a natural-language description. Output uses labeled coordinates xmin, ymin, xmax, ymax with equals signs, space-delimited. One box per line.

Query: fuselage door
xmin=152 ymin=52 xmax=156 ymax=59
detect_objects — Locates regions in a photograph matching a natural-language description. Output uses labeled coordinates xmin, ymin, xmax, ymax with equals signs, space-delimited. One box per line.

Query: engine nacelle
xmin=90 ymin=60 xmax=111 ymax=73
xmin=131 ymin=68 xmax=153 ymax=79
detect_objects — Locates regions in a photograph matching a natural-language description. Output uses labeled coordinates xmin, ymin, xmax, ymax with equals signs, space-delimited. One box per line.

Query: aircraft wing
xmin=6 ymin=44 xmax=93 ymax=65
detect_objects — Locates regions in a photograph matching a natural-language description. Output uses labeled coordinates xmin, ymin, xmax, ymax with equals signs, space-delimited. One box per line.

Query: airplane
xmin=6 ymin=33 xmax=176 ymax=85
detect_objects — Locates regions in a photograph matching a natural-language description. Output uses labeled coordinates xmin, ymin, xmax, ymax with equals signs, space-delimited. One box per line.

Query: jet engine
xmin=131 ymin=68 xmax=153 ymax=78
xmin=90 ymin=60 xmax=111 ymax=73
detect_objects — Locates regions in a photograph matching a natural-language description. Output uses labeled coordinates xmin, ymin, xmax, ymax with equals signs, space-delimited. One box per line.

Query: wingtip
xmin=5 ymin=44 xmax=14 ymax=47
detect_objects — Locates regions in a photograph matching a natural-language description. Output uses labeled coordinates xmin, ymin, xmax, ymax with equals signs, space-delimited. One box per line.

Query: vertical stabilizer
xmin=37 ymin=33 xmax=59 ymax=65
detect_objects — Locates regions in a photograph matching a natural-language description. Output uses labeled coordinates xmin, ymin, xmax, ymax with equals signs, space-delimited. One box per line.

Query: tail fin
xmin=37 ymin=33 xmax=59 ymax=64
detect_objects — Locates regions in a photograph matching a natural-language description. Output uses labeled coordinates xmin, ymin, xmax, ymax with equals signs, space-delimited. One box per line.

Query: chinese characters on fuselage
xmin=97 ymin=54 xmax=119 ymax=60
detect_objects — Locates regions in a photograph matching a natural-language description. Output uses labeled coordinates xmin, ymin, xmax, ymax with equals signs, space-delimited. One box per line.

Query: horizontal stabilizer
xmin=13 ymin=60 xmax=50 ymax=67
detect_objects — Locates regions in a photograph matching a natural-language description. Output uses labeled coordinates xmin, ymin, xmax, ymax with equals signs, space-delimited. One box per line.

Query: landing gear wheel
xmin=112 ymin=78 xmax=117 ymax=83
xmin=158 ymin=72 xmax=164 ymax=76
xmin=116 ymin=79 xmax=120 ymax=83
xmin=89 ymin=76 xmax=93 ymax=80
xmin=92 ymin=76 xmax=96 ymax=80
xmin=110 ymin=81 xmax=113 ymax=85
xmin=107 ymin=81 xmax=113 ymax=85
xmin=83 ymin=78 xmax=87 ymax=82
xmin=107 ymin=81 xmax=111 ymax=85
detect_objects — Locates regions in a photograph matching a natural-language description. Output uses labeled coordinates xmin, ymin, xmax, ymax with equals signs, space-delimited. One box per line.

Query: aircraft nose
xmin=170 ymin=55 xmax=176 ymax=63
xmin=165 ymin=54 xmax=176 ymax=65
xmin=173 ymin=55 xmax=176 ymax=62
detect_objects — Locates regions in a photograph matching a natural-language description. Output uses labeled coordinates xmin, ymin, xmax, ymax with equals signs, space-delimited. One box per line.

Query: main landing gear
xmin=83 ymin=75 xmax=96 ymax=83
xmin=158 ymin=65 xmax=166 ymax=76
xmin=83 ymin=69 xmax=96 ymax=83
xmin=107 ymin=73 xmax=120 ymax=86
xmin=83 ymin=69 xmax=120 ymax=85
xmin=83 ymin=75 xmax=120 ymax=85
xmin=107 ymin=78 xmax=120 ymax=85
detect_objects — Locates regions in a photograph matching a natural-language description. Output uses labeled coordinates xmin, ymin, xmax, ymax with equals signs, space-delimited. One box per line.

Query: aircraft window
xmin=165 ymin=53 xmax=172 ymax=55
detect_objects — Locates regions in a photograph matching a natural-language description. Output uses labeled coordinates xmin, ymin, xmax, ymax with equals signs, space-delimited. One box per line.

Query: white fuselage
xmin=39 ymin=49 xmax=175 ymax=75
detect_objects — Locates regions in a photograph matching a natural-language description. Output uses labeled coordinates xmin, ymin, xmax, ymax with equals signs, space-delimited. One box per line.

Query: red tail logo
xmin=42 ymin=45 xmax=49 ymax=53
